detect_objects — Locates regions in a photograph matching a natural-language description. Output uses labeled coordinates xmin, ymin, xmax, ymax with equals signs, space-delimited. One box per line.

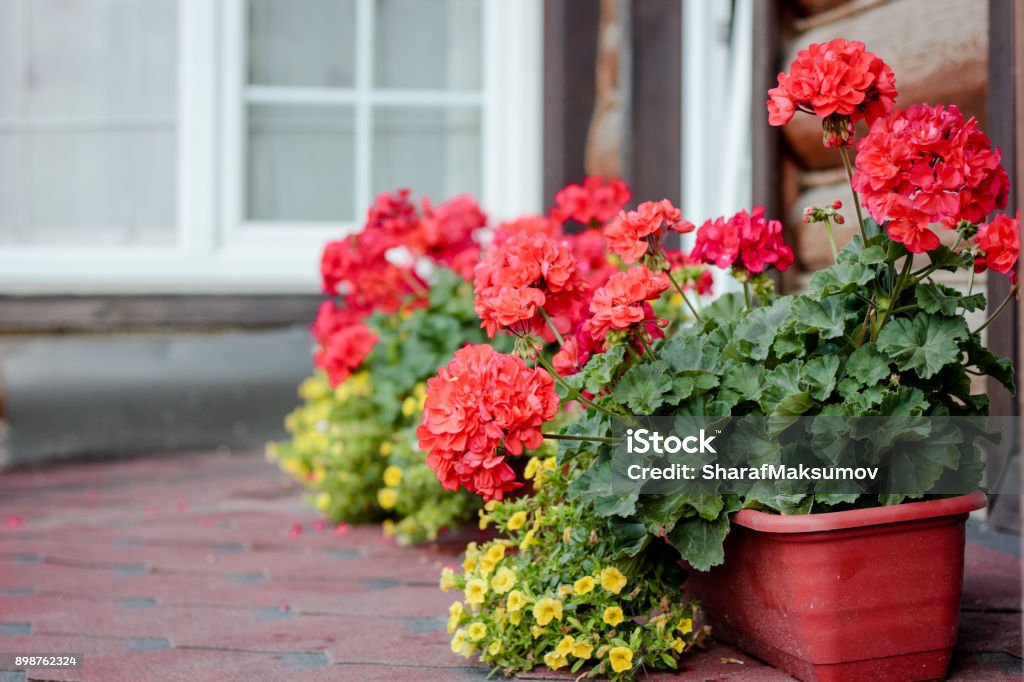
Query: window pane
xmin=374 ymin=0 xmax=482 ymax=90
xmin=247 ymin=104 xmax=356 ymax=222
xmin=372 ymin=106 xmax=480 ymax=199
xmin=0 ymin=0 xmax=177 ymax=245
xmin=249 ymin=0 xmax=357 ymax=87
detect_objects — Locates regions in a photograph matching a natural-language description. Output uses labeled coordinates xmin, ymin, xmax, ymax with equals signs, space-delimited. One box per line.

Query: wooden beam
xmin=0 ymin=296 xmax=322 ymax=333
xmin=627 ymin=0 xmax=681 ymax=205
xmin=752 ymin=0 xmax=782 ymax=220
xmin=543 ymin=0 xmax=600 ymax=205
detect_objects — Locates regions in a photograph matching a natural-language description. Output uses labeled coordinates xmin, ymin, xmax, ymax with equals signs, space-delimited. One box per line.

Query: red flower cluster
xmin=605 ymin=199 xmax=695 ymax=264
xmin=551 ymin=176 xmax=632 ymax=227
xmin=691 ymin=207 xmax=794 ymax=275
xmin=311 ymin=302 xmax=378 ymax=386
xmin=320 ymin=237 xmax=420 ymax=313
xmin=417 ymin=345 xmax=559 ymax=500
xmin=584 ymin=266 xmax=669 ymax=342
xmin=473 ymin=232 xmax=588 ymax=339
xmin=853 ymin=104 xmax=1010 ymax=253
xmin=413 ymin=195 xmax=486 ymax=280
xmin=974 ymin=212 xmax=1021 ymax=275
xmin=767 ymin=39 xmax=897 ymax=146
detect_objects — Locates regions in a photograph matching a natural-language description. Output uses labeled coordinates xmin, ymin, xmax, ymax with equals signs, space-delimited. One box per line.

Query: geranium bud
xmin=831 ymin=200 xmax=843 ymax=210
xmin=802 ymin=206 xmax=815 ymax=217
xmin=834 ymin=214 xmax=845 ymax=225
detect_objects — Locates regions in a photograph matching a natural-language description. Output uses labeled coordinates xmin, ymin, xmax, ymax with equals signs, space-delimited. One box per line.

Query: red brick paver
xmin=0 ymin=452 xmax=1020 ymax=681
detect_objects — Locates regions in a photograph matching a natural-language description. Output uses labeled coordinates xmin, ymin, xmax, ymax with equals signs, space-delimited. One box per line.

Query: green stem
xmin=874 ymin=257 xmax=913 ymax=340
xmin=838 ymin=145 xmax=867 ymax=242
xmin=637 ymin=331 xmax=656 ymax=361
xmin=541 ymin=432 xmax=621 ymax=444
xmin=974 ymin=283 xmax=1019 ymax=334
xmin=823 ymin=217 xmax=839 ymax=262
xmin=539 ymin=307 xmax=565 ymax=346
xmin=665 ymin=269 xmax=701 ymax=320
xmin=743 ymin=281 xmax=752 ymax=309
xmin=533 ymin=352 xmax=619 ymax=418
xmin=968 ymin=267 xmax=976 ymax=297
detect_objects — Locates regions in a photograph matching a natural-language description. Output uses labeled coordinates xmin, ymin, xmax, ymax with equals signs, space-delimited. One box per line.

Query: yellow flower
xmin=450 ymin=629 xmax=466 ymax=654
xmin=531 ymin=625 xmax=546 ymax=639
xmin=609 ymin=646 xmax=634 ymax=673
xmin=573 ymin=576 xmax=595 ymax=596
xmin=383 ymin=465 xmax=402 ymax=487
xmin=485 ymin=544 xmax=506 ymax=563
xmin=509 ymin=610 xmax=523 ymax=625
xmin=378 ymin=441 xmax=393 ymax=456
xmin=519 ymin=529 xmax=536 ymax=551
xmin=463 ymin=556 xmax=477 ymax=573
xmin=478 ymin=514 xmax=492 ymax=530
xmin=507 ymin=511 xmax=528 ymax=531
xmin=603 ymin=606 xmax=624 ymax=626
xmin=314 ymin=492 xmax=331 ymax=512
xmin=484 ymin=500 xmax=499 ymax=512
xmin=465 ymin=578 xmax=488 ymax=605
xmin=401 ymin=396 xmax=418 ymax=417
xmin=487 ymin=640 xmax=502 ymax=656
xmin=677 ymin=617 xmax=694 ymax=635
xmin=523 ymin=457 xmax=541 ymax=480
xmin=600 ymin=566 xmax=628 ymax=594
xmin=478 ymin=557 xmax=496 ymax=578
xmin=555 ymin=635 xmax=575 ymax=657
xmin=571 ymin=640 xmax=594 ymax=659
xmin=310 ymin=467 xmax=326 ymax=484
xmin=672 ymin=637 xmax=687 ymax=653
xmin=439 ymin=567 xmax=457 ymax=592
xmin=377 ymin=488 xmax=397 ymax=510
xmin=543 ymin=651 xmax=568 ymax=670
xmin=558 ymin=585 xmax=574 ymax=598
xmin=532 ymin=597 xmax=563 ymax=626
xmin=381 ymin=519 xmax=396 ymax=537
xmin=447 ymin=601 xmax=463 ymax=633
xmin=506 ymin=590 xmax=528 ymax=612
xmin=490 ymin=567 xmax=517 ymax=594
xmin=467 ymin=622 xmax=487 ymax=641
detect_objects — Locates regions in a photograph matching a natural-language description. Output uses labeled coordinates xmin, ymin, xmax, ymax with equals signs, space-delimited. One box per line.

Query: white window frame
xmin=0 ymin=0 xmax=542 ymax=294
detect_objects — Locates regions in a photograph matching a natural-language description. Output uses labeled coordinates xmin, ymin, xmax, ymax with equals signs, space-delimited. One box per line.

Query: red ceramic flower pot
xmin=685 ymin=491 xmax=987 ymax=682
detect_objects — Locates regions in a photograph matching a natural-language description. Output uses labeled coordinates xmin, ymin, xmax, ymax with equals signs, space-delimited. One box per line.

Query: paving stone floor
xmin=0 ymin=451 xmax=1020 ymax=681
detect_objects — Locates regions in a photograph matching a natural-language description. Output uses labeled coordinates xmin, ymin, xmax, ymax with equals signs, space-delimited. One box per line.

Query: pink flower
xmin=584 ymin=266 xmax=669 ymax=342
xmin=975 ymin=212 xmax=1020 ymax=274
xmin=605 ymin=199 xmax=694 ymax=264
xmin=417 ymin=345 xmax=559 ymax=500
xmin=691 ymin=207 xmax=793 ymax=275
xmin=311 ymin=302 xmax=377 ymax=387
xmin=551 ymin=177 xmax=632 ymax=227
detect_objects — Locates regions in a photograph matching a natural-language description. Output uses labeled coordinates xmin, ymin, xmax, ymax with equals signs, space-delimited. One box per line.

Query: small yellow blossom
xmin=447 ymin=601 xmax=463 ymax=633
xmin=677 ymin=617 xmax=694 ymax=634
xmin=558 ymin=585 xmax=574 ymax=598
xmin=490 ymin=567 xmax=517 ymax=594
xmin=507 ymin=511 xmax=528 ymax=531
xmin=571 ymin=640 xmax=594 ymax=659
xmin=378 ymin=441 xmax=393 ymax=456
xmin=478 ymin=513 xmax=491 ymax=531
xmin=609 ymin=646 xmax=634 ymax=673
xmin=487 ymin=640 xmax=501 ymax=656
xmin=672 ymin=637 xmax=687 ymax=653
xmin=509 ymin=610 xmax=522 ymax=625
xmin=519 ymin=529 xmax=536 ymax=551
xmin=377 ymin=488 xmax=397 ymax=510
xmin=600 ymin=566 xmax=628 ymax=594
xmin=555 ymin=635 xmax=575 ymax=657
xmin=381 ymin=519 xmax=396 ymax=537
xmin=574 ymin=576 xmax=595 ymax=595
xmin=383 ymin=465 xmax=402 ymax=487
xmin=314 ymin=492 xmax=331 ymax=512
xmin=543 ymin=651 xmax=568 ymax=670
xmin=450 ymin=628 xmax=466 ymax=654
xmin=467 ymin=622 xmax=487 ymax=641
xmin=532 ymin=597 xmax=563 ymax=626
xmin=531 ymin=625 xmax=546 ymax=639
xmin=465 ymin=578 xmax=488 ymax=605
xmin=506 ymin=590 xmax=527 ymax=612
xmin=439 ymin=567 xmax=456 ymax=592
xmin=603 ymin=605 xmax=624 ymax=626
xmin=485 ymin=544 xmax=506 ymax=563
xmin=484 ymin=500 xmax=499 ymax=512
xmin=523 ymin=457 xmax=541 ymax=480
xmin=401 ymin=396 xmax=418 ymax=417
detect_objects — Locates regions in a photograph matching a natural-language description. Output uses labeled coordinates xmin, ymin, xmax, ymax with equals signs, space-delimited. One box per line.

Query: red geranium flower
xmin=584 ymin=266 xmax=669 ymax=342
xmin=666 ymin=249 xmax=715 ymax=296
xmin=311 ymin=302 xmax=377 ymax=386
xmin=974 ymin=212 xmax=1021 ymax=275
xmin=414 ymin=195 xmax=486 ymax=279
xmin=551 ymin=176 xmax=632 ymax=227
xmin=853 ymin=104 xmax=1010 ymax=253
xmin=605 ymin=199 xmax=695 ymax=264
xmin=416 ymin=345 xmax=559 ymax=500
xmin=474 ymin=232 xmax=588 ymax=339
xmin=767 ymin=39 xmax=896 ymax=146
xmin=691 ymin=207 xmax=793 ymax=275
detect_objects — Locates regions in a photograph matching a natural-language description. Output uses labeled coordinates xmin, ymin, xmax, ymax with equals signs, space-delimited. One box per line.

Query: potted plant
xmin=417 ymin=40 xmax=1018 ymax=681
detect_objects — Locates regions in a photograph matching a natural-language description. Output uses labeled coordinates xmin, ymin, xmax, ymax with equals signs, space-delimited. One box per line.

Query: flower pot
xmin=684 ymin=491 xmax=987 ymax=682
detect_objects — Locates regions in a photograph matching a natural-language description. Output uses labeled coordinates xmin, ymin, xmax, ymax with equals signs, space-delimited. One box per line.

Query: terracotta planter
xmin=685 ymin=491 xmax=987 ymax=682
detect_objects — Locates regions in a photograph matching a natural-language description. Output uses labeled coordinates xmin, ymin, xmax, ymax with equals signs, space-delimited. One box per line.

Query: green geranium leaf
xmin=576 ymin=344 xmax=627 ymax=395
xmin=845 ymin=342 xmax=893 ymax=387
xmin=721 ymin=365 xmax=765 ymax=402
xmin=859 ymin=245 xmax=888 ymax=265
xmin=661 ymin=332 xmax=720 ymax=373
xmin=732 ymin=296 xmax=793 ymax=361
xmin=667 ymin=513 xmax=730 ymax=571
xmin=802 ymin=355 xmax=841 ymax=400
xmin=791 ymin=296 xmax=848 ymax=340
xmin=809 ymin=261 xmax=875 ymax=297
xmin=612 ymin=361 xmax=673 ymax=413
xmin=915 ymin=283 xmax=986 ymax=316
xmin=567 ymin=456 xmax=638 ymax=517
xmin=667 ymin=371 xmax=719 ymax=405
xmin=964 ymin=333 xmax=1016 ymax=394
xmin=926 ymin=245 xmax=968 ymax=272
xmin=876 ymin=315 xmax=969 ymax=379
